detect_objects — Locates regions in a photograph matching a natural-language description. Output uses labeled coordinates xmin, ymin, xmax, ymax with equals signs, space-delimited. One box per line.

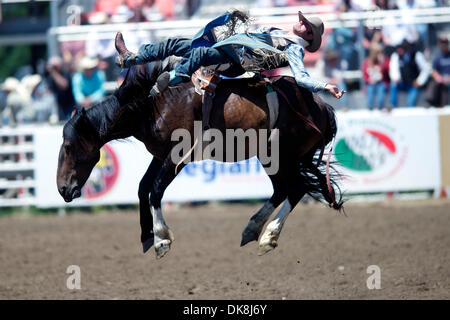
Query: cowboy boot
xmin=149 ymin=70 xmax=190 ymax=98
xmin=115 ymin=32 xmax=140 ymax=68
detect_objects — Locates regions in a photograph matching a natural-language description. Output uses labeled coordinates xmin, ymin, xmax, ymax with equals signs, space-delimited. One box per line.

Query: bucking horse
xmin=56 ymin=35 xmax=343 ymax=259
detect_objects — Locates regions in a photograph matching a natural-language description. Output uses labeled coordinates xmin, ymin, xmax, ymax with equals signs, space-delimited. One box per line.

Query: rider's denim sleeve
xmin=285 ymin=43 xmax=327 ymax=93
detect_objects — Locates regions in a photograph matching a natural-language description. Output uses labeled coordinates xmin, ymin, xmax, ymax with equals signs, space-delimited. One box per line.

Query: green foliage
xmin=1 ymin=3 xmax=29 ymax=19
xmin=0 ymin=45 xmax=31 ymax=80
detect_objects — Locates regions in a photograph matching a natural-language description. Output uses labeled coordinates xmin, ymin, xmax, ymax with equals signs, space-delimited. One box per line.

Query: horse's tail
xmin=299 ymin=101 xmax=345 ymax=212
xmin=299 ymin=158 xmax=344 ymax=212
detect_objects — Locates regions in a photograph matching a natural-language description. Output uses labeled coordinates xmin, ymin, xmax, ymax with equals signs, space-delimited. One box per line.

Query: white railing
xmin=48 ymin=7 xmax=450 ymax=44
xmin=0 ymin=125 xmax=37 ymax=207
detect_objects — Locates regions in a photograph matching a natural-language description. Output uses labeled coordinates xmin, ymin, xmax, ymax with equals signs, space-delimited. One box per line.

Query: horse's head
xmin=56 ymin=107 xmax=101 ymax=202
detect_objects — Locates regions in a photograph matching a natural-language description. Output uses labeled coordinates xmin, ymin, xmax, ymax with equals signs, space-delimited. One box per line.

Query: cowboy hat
xmin=0 ymin=77 xmax=20 ymax=92
xmin=78 ymin=56 xmax=99 ymax=71
xmin=298 ymin=11 xmax=324 ymax=53
xmin=21 ymin=74 xmax=42 ymax=95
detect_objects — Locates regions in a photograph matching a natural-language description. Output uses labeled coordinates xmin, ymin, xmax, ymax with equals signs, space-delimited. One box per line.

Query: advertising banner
xmin=34 ymin=108 xmax=442 ymax=207
xmin=333 ymin=109 xmax=441 ymax=193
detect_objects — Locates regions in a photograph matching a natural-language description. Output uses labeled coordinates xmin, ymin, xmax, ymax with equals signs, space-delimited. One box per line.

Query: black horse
xmin=56 ymin=58 xmax=343 ymax=259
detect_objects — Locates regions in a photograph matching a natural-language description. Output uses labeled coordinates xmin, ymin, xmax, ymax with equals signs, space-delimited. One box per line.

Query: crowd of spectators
xmin=318 ymin=0 xmax=449 ymax=110
xmin=0 ymin=55 xmax=106 ymax=126
xmin=80 ymin=0 xmax=200 ymax=25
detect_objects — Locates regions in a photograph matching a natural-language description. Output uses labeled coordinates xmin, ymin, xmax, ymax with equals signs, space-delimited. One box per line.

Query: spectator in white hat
xmin=72 ymin=56 xmax=106 ymax=108
xmin=0 ymin=77 xmax=29 ymax=126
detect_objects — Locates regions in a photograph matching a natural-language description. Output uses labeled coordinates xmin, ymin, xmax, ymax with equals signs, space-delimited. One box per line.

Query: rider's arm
xmin=285 ymin=43 xmax=328 ymax=93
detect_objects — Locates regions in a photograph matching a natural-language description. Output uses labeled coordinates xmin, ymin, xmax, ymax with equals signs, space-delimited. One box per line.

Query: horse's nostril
xmin=59 ymin=186 xmax=67 ymax=196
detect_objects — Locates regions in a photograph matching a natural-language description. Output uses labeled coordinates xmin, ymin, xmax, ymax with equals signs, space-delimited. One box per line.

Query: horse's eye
xmin=64 ymin=145 xmax=71 ymax=153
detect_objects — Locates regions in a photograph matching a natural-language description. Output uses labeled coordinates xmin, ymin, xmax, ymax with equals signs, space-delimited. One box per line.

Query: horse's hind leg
xmin=259 ymin=164 xmax=306 ymax=255
xmin=149 ymin=157 xmax=183 ymax=259
xmin=138 ymin=158 xmax=162 ymax=253
xmin=241 ymin=174 xmax=287 ymax=246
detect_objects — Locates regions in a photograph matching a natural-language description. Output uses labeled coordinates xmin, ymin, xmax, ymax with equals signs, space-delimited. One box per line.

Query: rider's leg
xmin=137 ymin=38 xmax=192 ymax=64
xmin=173 ymin=47 xmax=235 ymax=78
xmin=149 ymin=47 xmax=234 ymax=97
xmin=116 ymin=36 xmax=191 ymax=68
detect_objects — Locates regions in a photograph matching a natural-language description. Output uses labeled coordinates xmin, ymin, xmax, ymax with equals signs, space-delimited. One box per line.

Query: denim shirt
xmin=256 ymin=27 xmax=328 ymax=93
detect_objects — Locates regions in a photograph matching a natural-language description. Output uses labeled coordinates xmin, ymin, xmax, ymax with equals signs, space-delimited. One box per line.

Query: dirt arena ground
xmin=0 ymin=199 xmax=449 ymax=300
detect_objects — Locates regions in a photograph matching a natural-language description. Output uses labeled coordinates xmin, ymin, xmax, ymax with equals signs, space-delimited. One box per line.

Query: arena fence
xmin=1 ymin=107 xmax=449 ymax=208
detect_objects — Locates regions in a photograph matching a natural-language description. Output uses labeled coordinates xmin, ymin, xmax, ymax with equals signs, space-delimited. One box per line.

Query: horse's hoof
xmin=168 ymin=229 xmax=175 ymax=242
xmin=240 ymin=228 xmax=260 ymax=247
xmin=258 ymin=240 xmax=278 ymax=256
xmin=142 ymin=237 xmax=154 ymax=253
xmin=258 ymin=227 xmax=279 ymax=255
xmin=155 ymin=239 xmax=171 ymax=259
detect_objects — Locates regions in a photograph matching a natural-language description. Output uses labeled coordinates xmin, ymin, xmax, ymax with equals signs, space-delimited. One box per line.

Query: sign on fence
xmin=16 ymin=108 xmax=447 ymax=208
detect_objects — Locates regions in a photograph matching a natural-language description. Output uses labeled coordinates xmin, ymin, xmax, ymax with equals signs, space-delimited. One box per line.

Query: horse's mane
xmin=115 ymin=57 xmax=188 ymax=105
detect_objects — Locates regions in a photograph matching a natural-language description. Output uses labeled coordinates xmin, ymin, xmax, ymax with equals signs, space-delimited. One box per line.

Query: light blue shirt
xmin=256 ymin=27 xmax=328 ymax=93
xmin=72 ymin=69 xmax=106 ymax=104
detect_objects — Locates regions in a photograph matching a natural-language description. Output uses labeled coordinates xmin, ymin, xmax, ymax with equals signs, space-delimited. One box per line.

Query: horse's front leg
xmin=138 ymin=157 xmax=163 ymax=253
xmin=149 ymin=156 xmax=184 ymax=259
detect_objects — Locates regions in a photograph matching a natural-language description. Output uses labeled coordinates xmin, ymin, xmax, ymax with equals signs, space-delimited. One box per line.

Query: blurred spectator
xmin=312 ymin=48 xmax=348 ymax=109
xmin=142 ymin=0 xmax=164 ymax=21
xmin=362 ymin=43 xmax=390 ymax=109
xmin=185 ymin=0 xmax=201 ymax=17
xmin=389 ymin=40 xmax=431 ymax=107
xmin=373 ymin=0 xmax=391 ymax=10
xmin=323 ymin=1 xmax=359 ymax=108
xmin=23 ymin=74 xmax=59 ymax=123
xmin=395 ymin=0 xmax=436 ymax=50
xmin=327 ymin=2 xmax=359 ymax=72
xmin=0 ymin=77 xmax=30 ymax=126
xmin=85 ymin=12 xmax=119 ymax=81
xmin=154 ymin=0 xmax=176 ymax=20
xmin=45 ymin=56 xmax=76 ymax=121
xmin=334 ymin=0 xmax=363 ymax=12
xmin=61 ymin=41 xmax=86 ymax=73
xmin=426 ymin=35 xmax=450 ymax=108
xmin=381 ymin=0 xmax=420 ymax=55
xmin=72 ymin=57 xmax=106 ymax=109
xmin=110 ymin=2 xmax=134 ymax=23
xmin=363 ymin=28 xmax=386 ymax=55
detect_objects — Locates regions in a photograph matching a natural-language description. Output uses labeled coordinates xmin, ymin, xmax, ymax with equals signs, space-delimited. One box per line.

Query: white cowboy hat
xmin=21 ymin=74 xmax=42 ymax=93
xmin=298 ymin=11 xmax=324 ymax=53
xmin=1 ymin=77 xmax=20 ymax=92
xmin=88 ymin=11 xmax=109 ymax=25
xmin=78 ymin=56 xmax=99 ymax=71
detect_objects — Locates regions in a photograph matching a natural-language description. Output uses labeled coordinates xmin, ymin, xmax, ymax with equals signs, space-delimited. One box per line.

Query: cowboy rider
xmin=115 ymin=11 xmax=346 ymax=100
